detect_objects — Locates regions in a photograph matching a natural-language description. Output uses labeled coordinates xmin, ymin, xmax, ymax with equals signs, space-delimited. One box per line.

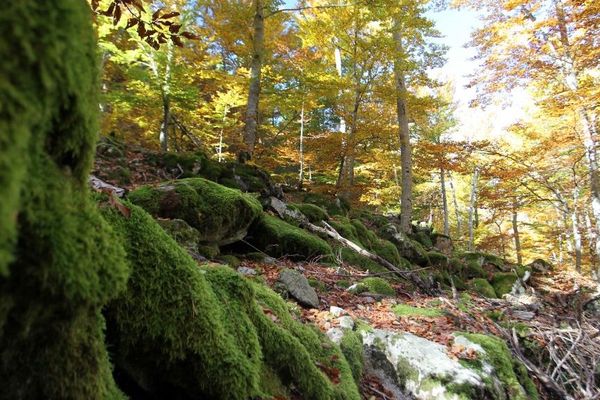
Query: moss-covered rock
xmin=157 ymin=218 xmax=201 ymax=255
xmin=290 ymin=203 xmax=329 ymax=223
xmin=470 ymin=278 xmax=498 ymax=298
xmin=303 ymin=192 xmax=349 ymax=216
xmin=248 ymin=214 xmax=333 ymax=260
xmin=412 ymin=230 xmax=433 ymax=249
xmin=428 ymin=251 xmax=449 ymax=268
xmin=128 ymin=178 xmax=263 ymax=245
xmin=103 ymin=203 xmax=359 ymax=399
xmin=456 ymin=333 xmax=538 ymax=400
xmin=0 ymin=2 xmax=131 ymax=397
xmin=380 ymin=224 xmax=430 ymax=266
xmin=340 ymin=331 xmax=364 ymax=382
xmin=337 ymin=247 xmax=388 ymax=273
xmin=360 ymin=277 xmax=396 ymax=296
xmin=491 ymin=273 xmax=520 ymax=297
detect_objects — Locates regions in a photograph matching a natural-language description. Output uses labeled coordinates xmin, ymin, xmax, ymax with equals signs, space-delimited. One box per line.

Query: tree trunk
xmin=393 ymin=20 xmax=412 ymax=234
xmin=159 ymin=41 xmax=174 ymax=152
xmin=449 ymin=175 xmax=461 ymax=238
xmin=512 ymin=199 xmax=523 ymax=265
xmin=242 ymin=0 xmax=265 ymax=157
xmin=298 ymin=102 xmax=305 ymax=189
xmin=217 ymin=105 xmax=229 ymax=163
xmin=336 ymin=88 xmax=360 ymax=193
xmin=572 ymin=187 xmax=583 ymax=272
xmin=440 ymin=166 xmax=449 ymax=235
xmin=468 ymin=167 xmax=479 ymax=251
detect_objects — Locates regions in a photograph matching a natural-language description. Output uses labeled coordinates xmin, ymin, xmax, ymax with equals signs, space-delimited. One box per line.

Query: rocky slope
xmin=91 ymin=140 xmax=600 ymax=400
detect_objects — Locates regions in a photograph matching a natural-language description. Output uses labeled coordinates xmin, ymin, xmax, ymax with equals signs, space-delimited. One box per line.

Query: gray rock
xmin=326 ymin=327 xmax=344 ymax=344
xmin=330 ymin=306 xmax=345 ymax=317
xmin=338 ymin=316 xmax=354 ymax=330
xmin=278 ymin=269 xmax=319 ymax=308
xmin=432 ymin=234 xmax=453 ymax=256
xmin=237 ymin=266 xmax=257 ymax=276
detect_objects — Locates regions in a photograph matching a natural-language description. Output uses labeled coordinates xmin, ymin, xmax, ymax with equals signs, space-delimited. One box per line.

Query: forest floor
xmin=94 ymin=142 xmax=600 ymax=400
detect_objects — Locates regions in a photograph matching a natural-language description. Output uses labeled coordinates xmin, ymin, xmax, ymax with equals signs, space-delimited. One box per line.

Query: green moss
xmin=462 ymin=256 xmax=487 ymax=279
xmin=350 ymin=219 xmax=380 ymax=248
xmin=198 ymin=244 xmax=220 ymax=259
xmin=128 ymin=177 xmax=263 ymax=245
xmin=217 ymin=254 xmax=241 ymax=268
xmin=371 ymin=239 xmax=403 ymax=266
xmin=458 ymin=333 xmax=537 ymax=400
xmin=412 ymin=230 xmax=433 ymax=249
xmin=308 ymin=277 xmax=327 ymax=292
xmin=428 ymin=251 xmax=449 ymax=267
xmin=291 ymin=203 xmax=329 ymax=223
xmin=0 ymin=1 xmax=130 ymax=397
xmin=251 ymin=282 xmax=361 ymax=400
xmin=360 ymin=277 xmax=395 ymax=296
xmin=303 ymin=193 xmax=349 ymax=216
xmin=249 ymin=214 xmax=333 ymax=260
xmin=104 ymin=203 xmax=359 ymax=399
xmin=470 ymin=278 xmax=498 ymax=298
xmin=330 ymin=217 xmax=362 ymax=246
xmin=491 ymin=273 xmax=519 ymax=297
xmin=337 ymin=247 xmax=385 ymax=272
xmin=348 ymin=283 xmax=369 ymax=295
xmin=103 ymin=203 xmax=262 ymax=399
xmin=392 ymin=304 xmax=444 ymax=318
xmin=157 ymin=218 xmax=200 ymax=255
xmin=340 ymin=331 xmax=364 ymax=382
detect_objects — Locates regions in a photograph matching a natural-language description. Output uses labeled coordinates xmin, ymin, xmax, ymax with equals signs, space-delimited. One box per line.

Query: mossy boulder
xmin=431 ymin=233 xmax=453 ymax=255
xmin=128 ymin=178 xmax=263 ymax=245
xmin=290 ymin=203 xmax=329 ymax=223
xmin=380 ymin=224 xmax=430 ymax=266
xmin=0 ymin=1 xmax=130 ymax=397
xmin=428 ymin=251 xmax=449 ymax=268
xmin=360 ymin=277 xmax=395 ymax=296
xmin=340 ymin=331 xmax=364 ymax=382
xmin=456 ymin=333 xmax=538 ymax=400
xmin=248 ymin=214 xmax=333 ymax=260
xmin=303 ymin=192 xmax=349 ymax=216
xmin=491 ymin=273 xmax=520 ymax=297
xmin=337 ymin=247 xmax=388 ymax=273
xmin=103 ymin=203 xmax=360 ymax=399
xmin=157 ymin=218 xmax=201 ymax=256
xmin=470 ymin=278 xmax=498 ymax=298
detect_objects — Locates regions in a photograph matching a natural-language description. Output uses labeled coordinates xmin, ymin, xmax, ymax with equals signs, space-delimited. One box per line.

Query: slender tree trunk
xmin=449 ymin=175 xmax=461 ymax=238
xmin=393 ymin=20 xmax=412 ymax=234
xmin=440 ymin=166 xmax=449 ymax=235
xmin=217 ymin=105 xmax=229 ymax=163
xmin=512 ymin=199 xmax=523 ymax=265
xmin=242 ymin=0 xmax=264 ymax=157
xmin=572 ymin=187 xmax=583 ymax=272
xmin=337 ymin=90 xmax=360 ymax=192
xmin=584 ymin=211 xmax=597 ymax=272
xmin=468 ymin=167 xmax=479 ymax=251
xmin=334 ymin=43 xmax=346 ymax=133
xmin=298 ymin=102 xmax=305 ymax=189
xmin=159 ymin=42 xmax=174 ymax=152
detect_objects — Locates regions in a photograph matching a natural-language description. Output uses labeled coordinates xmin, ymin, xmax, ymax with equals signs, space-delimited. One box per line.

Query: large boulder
xmin=128 ymin=178 xmax=263 ymax=246
xmin=431 ymin=234 xmax=453 ymax=256
xmin=360 ymin=329 xmax=538 ymax=400
xmin=247 ymin=214 xmax=333 ymax=260
xmin=380 ymin=224 xmax=430 ymax=266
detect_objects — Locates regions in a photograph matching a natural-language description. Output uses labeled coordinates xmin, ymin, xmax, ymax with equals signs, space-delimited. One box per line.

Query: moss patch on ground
xmin=360 ymin=277 xmax=396 ymax=296
xmin=393 ymin=304 xmax=444 ymax=318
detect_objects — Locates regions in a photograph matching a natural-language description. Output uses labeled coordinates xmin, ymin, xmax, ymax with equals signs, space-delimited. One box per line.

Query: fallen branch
xmin=266 ymin=197 xmax=437 ymax=295
xmin=495 ymin=324 xmax=576 ymax=400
